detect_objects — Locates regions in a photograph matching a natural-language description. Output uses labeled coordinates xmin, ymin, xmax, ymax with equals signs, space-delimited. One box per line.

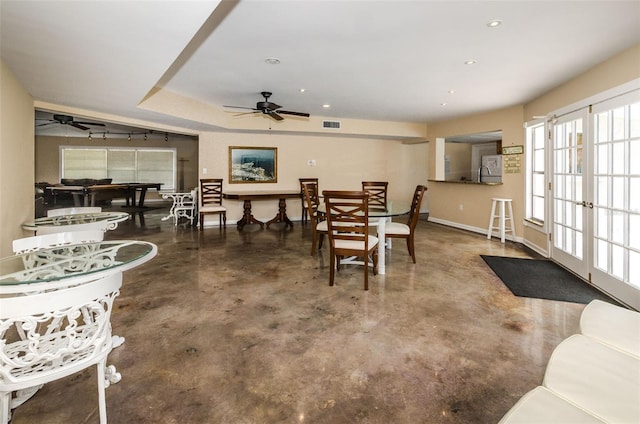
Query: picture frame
xmin=229 ymin=146 xmax=278 ymax=183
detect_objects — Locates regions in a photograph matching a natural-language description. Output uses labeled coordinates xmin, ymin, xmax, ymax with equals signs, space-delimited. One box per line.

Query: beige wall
xmin=525 ymin=44 xmax=640 ymax=120
xmin=426 ymin=105 xmax=525 ymax=239
xmin=1 ymin=60 xmax=35 ymax=255
xmin=426 ymin=43 xmax=640 ymax=255
xmin=198 ymin=132 xmax=429 ymax=226
xmin=35 ymin=134 xmax=199 ymax=200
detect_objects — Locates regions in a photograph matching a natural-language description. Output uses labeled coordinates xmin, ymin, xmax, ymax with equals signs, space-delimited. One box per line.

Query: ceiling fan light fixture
xmin=487 ymin=19 xmax=502 ymax=28
xmin=264 ymin=57 xmax=280 ymax=65
xmin=464 ymin=60 xmax=477 ymax=65
xmin=322 ymin=104 xmax=331 ymax=108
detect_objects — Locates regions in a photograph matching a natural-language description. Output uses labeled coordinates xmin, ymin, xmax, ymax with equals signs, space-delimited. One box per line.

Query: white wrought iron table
xmin=22 ymin=211 xmax=130 ymax=232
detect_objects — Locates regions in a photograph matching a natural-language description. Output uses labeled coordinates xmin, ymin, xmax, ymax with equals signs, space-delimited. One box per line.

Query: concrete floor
xmin=10 ymin=207 xmax=585 ymax=423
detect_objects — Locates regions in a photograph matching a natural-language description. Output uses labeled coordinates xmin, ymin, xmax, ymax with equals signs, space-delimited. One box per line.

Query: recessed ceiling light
xmin=487 ymin=19 xmax=502 ymax=28
xmin=299 ymin=88 xmax=306 ymax=93
xmin=464 ymin=60 xmax=477 ymax=65
xmin=264 ymin=57 xmax=280 ymax=65
xmin=448 ymin=90 xmax=455 ymax=94
xmin=440 ymin=103 xmax=447 ymax=106
xmin=322 ymin=104 xmax=331 ymax=108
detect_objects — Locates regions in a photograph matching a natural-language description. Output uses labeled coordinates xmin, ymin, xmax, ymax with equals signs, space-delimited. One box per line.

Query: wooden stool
xmin=487 ymin=198 xmax=515 ymax=243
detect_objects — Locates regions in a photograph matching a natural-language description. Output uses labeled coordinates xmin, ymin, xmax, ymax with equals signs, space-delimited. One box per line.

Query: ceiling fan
xmin=224 ymin=92 xmax=310 ymax=121
xmin=36 ymin=114 xmax=106 ymax=131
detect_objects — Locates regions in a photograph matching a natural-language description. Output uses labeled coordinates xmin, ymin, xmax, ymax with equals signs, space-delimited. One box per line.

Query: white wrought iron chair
xmin=12 ymin=230 xmax=105 ymax=254
xmin=0 ymin=272 xmax=123 ymax=423
xmin=162 ymin=188 xmax=198 ymax=226
xmin=37 ymin=220 xmax=110 ymax=235
xmin=47 ymin=207 xmax=102 ymax=217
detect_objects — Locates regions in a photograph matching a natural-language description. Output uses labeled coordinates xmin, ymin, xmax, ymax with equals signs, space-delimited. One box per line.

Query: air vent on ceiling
xmin=322 ymin=120 xmax=341 ymax=130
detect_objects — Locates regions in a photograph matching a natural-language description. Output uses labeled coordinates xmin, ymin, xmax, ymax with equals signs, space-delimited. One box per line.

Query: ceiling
xmin=2 ymin=0 xmax=639 ymax=137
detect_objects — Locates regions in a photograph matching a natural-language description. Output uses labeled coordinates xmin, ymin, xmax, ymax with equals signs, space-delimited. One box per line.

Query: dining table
xmin=223 ymin=190 xmax=301 ymax=230
xmin=22 ymin=211 xmax=130 ymax=232
xmin=318 ymin=200 xmax=411 ymax=275
xmin=0 ymin=239 xmax=158 ymax=294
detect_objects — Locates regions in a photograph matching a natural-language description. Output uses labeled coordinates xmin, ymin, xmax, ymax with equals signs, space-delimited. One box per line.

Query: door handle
xmin=587 ymin=202 xmax=594 ymax=209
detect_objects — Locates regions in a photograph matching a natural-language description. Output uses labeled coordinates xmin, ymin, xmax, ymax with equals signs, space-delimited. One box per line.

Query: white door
xmin=551 ymin=109 xmax=589 ymax=279
xmin=590 ymin=91 xmax=640 ymax=308
xmin=551 ymin=91 xmax=640 ymax=309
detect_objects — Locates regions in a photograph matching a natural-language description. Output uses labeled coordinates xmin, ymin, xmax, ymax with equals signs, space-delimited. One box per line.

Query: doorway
xmin=550 ymin=90 xmax=640 ymax=309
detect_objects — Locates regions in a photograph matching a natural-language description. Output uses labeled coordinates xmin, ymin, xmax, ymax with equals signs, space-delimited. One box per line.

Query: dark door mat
xmin=481 ymin=255 xmax=620 ymax=305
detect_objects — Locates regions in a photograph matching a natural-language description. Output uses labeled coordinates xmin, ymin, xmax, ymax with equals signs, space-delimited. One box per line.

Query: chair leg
xmin=407 ymin=236 xmax=416 ymax=263
xmin=199 ymin=213 xmax=204 ymax=231
xmin=310 ymin=232 xmax=317 ymax=256
xmin=372 ymin=249 xmax=379 ymax=276
xmin=318 ymin=234 xmax=324 ymax=250
xmin=329 ymin=252 xmax=336 ymax=286
xmin=363 ymin=256 xmax=369 ymax=291
xmin=97 ymin=360 xmax=108 ymax=424
xmin=1 ymin=392 xmax=11 ymax=424
xmin=222 ymin=212 xmax=226 ymax=228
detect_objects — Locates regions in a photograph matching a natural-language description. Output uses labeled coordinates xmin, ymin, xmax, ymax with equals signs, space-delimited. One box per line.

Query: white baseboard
xmin=428 ymin=217 xmax=523 ymax=244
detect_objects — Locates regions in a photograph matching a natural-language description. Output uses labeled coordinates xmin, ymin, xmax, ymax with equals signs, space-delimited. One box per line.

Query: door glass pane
xmin=611 ymin=211 xmax=624 ymax=244
xmin=612 ymin=142 xmax=625 ymax=174
xmin=596 ymin=112 xmax=609 ymax=142
xmin=611 ymin=244 xmax=624 ymax=279
xmin=630 ymin=213 xmax=640 ymax=250
xmin=597 ymin=176 xmax=608 ymax=206
xmin=612 ymin=177 xmax=625 ymax=209
xmin=630 ymin=139 xmax=639 ymax=172
xmin=630 ymin=250 xmax=640 ymax=287
xmin=596 ymin=207 xmax=608 ymax=239
xmin=575 ymin=231 xmax=583 ymax=258
xmin=596 ymin=239 xmax=608 ymax=271
xmin=631 ymin=177 xmax=640 ymax=213
xmin=631 ymin=103 xmax=640 ymax=138
xmin=612 ymin=107 xmax=626 ymax=141
xmin=597 ymin=144 xmax=608 ymax=173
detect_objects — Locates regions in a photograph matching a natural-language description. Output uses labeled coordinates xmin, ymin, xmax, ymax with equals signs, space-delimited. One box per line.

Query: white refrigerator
xmin=480 ymin=155 xmax=502 ymax=183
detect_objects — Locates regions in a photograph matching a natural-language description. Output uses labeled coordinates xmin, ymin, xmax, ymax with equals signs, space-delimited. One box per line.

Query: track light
xmin=88 ymin=132 xmax=92 ymax=141
xmin=165 ymin=133 xmax=168 ymax=142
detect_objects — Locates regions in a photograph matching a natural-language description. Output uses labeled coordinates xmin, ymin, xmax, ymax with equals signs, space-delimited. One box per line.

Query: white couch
xmin=499 ymin=300 xmax=640 ymax=423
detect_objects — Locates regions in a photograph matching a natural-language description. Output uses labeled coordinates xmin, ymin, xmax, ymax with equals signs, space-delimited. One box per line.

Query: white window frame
xmin=524 ymin=118 xmax=547 ymax=232
xmin=60 ymin=146 xmax=177 ymax=191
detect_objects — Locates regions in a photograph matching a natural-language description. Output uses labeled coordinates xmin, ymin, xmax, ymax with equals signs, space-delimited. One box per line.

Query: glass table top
xmin=0 ymin=240 xmax=157 ymax=292
xmin=317 ymin=201 xmax=411 ymax=218
xmin=22 ymin=212 xmax=130 ymax=231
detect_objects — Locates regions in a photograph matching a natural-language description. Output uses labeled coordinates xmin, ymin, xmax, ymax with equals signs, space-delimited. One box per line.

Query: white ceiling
xmin=2 ymin=0 xmax=639 ymax=136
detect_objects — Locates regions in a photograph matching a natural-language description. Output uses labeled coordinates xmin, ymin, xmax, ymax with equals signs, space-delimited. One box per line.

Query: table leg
xmin=266 ymin=198 xmax=294 ymax=229
xmin=377 ymin=218 xmax=386 ymax=275
xmin=237 ymin=199 xmax=264 ymax=230
xmin=138 ymin=188 xmax=149 ymax=207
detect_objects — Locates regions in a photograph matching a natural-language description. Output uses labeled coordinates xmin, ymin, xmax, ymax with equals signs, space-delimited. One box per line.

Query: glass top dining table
xmin=22 ymin=211 xmax=130 ymax=232
xmin=0 ymin=240 xmax=157 ymax=294
xmin=317 ymin=200 xmax=411 ymax=275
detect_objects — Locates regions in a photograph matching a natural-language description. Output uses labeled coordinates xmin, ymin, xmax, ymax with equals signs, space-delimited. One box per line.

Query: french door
xmin=551 ymin=90 xmax=640 ymax=309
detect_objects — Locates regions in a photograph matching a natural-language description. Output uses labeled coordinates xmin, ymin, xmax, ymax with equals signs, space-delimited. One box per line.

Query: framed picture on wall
xmin=229 ymin=146 xmax=278 ymax=183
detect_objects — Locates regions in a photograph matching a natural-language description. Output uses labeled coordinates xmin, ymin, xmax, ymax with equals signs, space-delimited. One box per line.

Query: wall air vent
xmin=322 ymin=120 xmax=341 ymax=130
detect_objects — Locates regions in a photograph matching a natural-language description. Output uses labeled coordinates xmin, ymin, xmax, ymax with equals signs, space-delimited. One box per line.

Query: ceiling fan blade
xmin=232 ymin=111 xmax=260 ymax=117
xmin=36 ymin=122 xmax=55 ymax=127
xmin=224 ymin=105 xmax=259 ymax=111
xmin=267 ymin=111 xmax=284 ymax=121
xmin=277 ymin=110 xmax=310 ymax=118
xmin=70 ymin=122 xmax=90 ymax=131
xmin=74 ymin=121 xmax=106 ymax=127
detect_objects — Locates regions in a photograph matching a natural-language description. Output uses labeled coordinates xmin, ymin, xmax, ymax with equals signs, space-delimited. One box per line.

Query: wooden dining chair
xmin=384 ymin=185 xmax=427 ymax=263
xmin=299 ymin=178 xmax=319 ymax=225
xmin=361 ymin=181 xmax=388 ymax=210
xmin=302 ymin=181 xmax=327 ymax=255
xmin=199 ymin=178 xmax=226 ymax=230
xmin=323 ymin=190 xmax=378 ymax=290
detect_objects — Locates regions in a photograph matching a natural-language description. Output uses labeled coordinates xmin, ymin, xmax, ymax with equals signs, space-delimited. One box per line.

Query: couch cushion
xmin=580 ymin=299 xmax=640 ymax=358
xmin=543 ymin=334 xmax=640 ymax=423
xmin=498 ymin=386 xmax=605 ymax=424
